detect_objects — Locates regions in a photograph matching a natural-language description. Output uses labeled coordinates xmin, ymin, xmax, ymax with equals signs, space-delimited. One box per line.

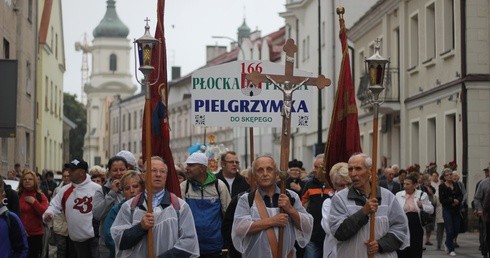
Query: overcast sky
xmin=62 ymin=0 xmax=286 ymax=100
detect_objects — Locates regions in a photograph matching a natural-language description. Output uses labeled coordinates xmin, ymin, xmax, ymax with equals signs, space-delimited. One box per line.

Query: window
xmin=122 ymin=114 xmax=126 ymax=132
xmin=306 ymin=36 xmax=310 ymax=60
xmin=50 ymin=27 xmax=54 ymax=48
xmin=443 ymin=0 xmax=454 ymax=52
xmin=127 ymin=113 xmax=131 ymax=132
xmin=55 ymin=34 xmax=58 ymax=59
xmin=3 ymin=38 xmax=9 ymax=59
xmin=133 ymin=111 xmax=137 ymax=129
xmin=302 ymin=39 xmax=306 ymax=62
xmin=128 ymin=142 xmax=131 ymax=152
xmin=28 ymin=0 xmax=33 ymax=23
xmin=321 ymin=21 xmax=326 ymax=47
xmin=427 ymin=117 xmax=436 ymax=162
xmin=410 ymin=14 xmax=419 ymax=67
xmin=140 ymin=109 xmax=143 ymax=128
xmin=445 ymin=113 xmax=456 ymax=161
xmin=425 ymin=3 xmax=436 ymax=60
xmin=110 ymin=54 xmax=117 ymax=72
xmin=26 ymin=132 xmax=31 ymax=163
xmin=26 ymin=61 xmax=32 ymax=95
xmin=54 ymin=85 xmax=58 ymax=116
xmin=50 ymin=81 xmax=54 ymax=112
xmin=45 ymin=76 xmax=49 ymax=110
xmin=411 ymin=121 xmax=420 ymax=164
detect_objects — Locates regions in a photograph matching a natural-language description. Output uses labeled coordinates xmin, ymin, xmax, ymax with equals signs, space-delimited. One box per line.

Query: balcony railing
xmin=357 ymin=67 xmax=399 ymax=108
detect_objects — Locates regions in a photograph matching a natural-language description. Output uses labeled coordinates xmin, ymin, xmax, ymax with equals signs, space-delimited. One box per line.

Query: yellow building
xmin=36 ymin=0 xmax=65 ymax=172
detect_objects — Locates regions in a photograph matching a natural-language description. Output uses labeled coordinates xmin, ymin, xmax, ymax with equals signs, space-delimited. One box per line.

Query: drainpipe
xmin=460 ymin=0 xmax=468 ymax=187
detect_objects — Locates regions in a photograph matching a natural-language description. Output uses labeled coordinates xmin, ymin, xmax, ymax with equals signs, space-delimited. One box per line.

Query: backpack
xmin=184 ymin=179 xmax=221 ymax=200
xmin=246 ymin=189 xmax=296 ymax=207
xmin=129 ymin=192 xmax=181 ymax=222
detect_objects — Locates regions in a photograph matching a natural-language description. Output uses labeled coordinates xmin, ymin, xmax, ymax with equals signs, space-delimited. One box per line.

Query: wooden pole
xmin=368 ymin=102 xmax=380 ymax=258
xmin=143 ymin=84 xmax=154 ymax=258
xmin=249 ymin=127 xmax=254 ymax=166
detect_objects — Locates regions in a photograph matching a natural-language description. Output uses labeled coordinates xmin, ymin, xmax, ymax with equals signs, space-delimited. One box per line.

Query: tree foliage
xmin=63 ymin=93 xmax=86 ymax=159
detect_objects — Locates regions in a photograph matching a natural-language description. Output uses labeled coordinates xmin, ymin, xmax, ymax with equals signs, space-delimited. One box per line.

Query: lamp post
xmin=364 ymin=39 xmax=389 ymax=258
xmin=211 ymin=35 xmax=254 ymax=167
xmin=133 ymin=18 xmax=161 ymax=258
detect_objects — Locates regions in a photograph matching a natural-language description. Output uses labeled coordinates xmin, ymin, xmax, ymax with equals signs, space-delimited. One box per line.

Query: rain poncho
xmin=329 ymin=187 xmax=409 ymax=258
xmin=321 ymin=198 xmax=337 ymax=258
xmin=111 ymin=192 xmax=199 ymax=258
xmin=232 ymin=187 xmax=313 ymax=258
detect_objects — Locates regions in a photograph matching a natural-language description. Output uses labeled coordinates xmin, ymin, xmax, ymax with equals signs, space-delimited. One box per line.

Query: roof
xmin=92 ymin=0 xmax=129 ymax=38
xmin=38 ymin=0 xmax=53 ymax=44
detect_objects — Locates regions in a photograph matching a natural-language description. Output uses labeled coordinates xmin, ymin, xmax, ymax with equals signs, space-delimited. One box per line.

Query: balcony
xmin=357 ymin=67 xmax=400 ymax=113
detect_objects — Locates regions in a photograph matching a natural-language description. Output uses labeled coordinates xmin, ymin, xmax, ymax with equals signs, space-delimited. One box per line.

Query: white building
xmin=348 ymin=0 xmax=490 ymax=204
xmin=83 ymin=0 xmax=136 ymax=166
xmin=280 ymin=0 xmax=378 ymax=170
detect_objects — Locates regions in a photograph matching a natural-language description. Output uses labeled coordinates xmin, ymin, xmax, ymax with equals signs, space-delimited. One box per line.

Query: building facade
xmin=36 ymin=0 xmax=65 ymax=172
xmin=0 ymin=0 xmax=38 ymax=175
xmin=279 ymin=0 xmax=378 ymax=170
xmin=83 ymin=0 xmax=136 ymax=166
xmin=348 ymin=0 xmax=490 ymax=203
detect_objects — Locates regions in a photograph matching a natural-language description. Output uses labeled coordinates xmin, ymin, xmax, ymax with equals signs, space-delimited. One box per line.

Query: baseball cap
xmin=483 ymin=168 xmax=489 ymax=172
xmin=116 ymin=150 xmax=137 ymax=168
xmin=185 ymin=153 xmax=208 ymax=166
xmin=66 ymin=158 xmax=89 ymax=171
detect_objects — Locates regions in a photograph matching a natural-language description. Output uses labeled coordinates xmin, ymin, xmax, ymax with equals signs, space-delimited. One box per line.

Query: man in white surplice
xmin=232 ymin=155 xmax=313 ymax=258
xmin=328 ymin=153 xmax=409 ymax=258
xmin=111 ymin=157 xmax=199 ymax=258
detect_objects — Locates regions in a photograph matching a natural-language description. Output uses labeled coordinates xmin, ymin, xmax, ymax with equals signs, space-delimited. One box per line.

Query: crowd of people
xmin=1 ymin=151 xmax=489 ymax=258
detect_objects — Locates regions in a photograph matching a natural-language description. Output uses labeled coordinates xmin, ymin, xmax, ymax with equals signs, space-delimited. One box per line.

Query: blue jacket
xmin=0 ymin=206 xmax=28 ymax=258
xmin=103 ymin=200 xmax=126 ymax=258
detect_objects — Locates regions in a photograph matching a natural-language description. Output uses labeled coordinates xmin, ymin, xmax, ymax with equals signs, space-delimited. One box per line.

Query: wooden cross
xmin=246 ymin=38 xmax=331 ymax=258
xmin=246 ymin=38 xmax=331 ymax=173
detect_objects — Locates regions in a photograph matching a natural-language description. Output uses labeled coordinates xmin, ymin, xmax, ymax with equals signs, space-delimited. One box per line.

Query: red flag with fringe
xmin=323 ymin=11 xmax=362 ymax=186
xmin=141 ymin=0 xmax=181 ymax=197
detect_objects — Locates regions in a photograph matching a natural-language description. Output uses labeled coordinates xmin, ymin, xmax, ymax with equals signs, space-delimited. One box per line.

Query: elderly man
xmin=379 ymin=167 xmax=401 ymax=195
xmin=111 ymin=156 xmax=199 ymax=257
xmin=301 ymin=154 xmax=332 ymax=258
xmin=328 ymin=153 xmax=409 ymax=258
xmin=232 ymin=155 xmax=313 ymax=258
xmin=181 ymin=152 xmax=231 ymax=258
xmin=43 ymin=158 xmax=102 ymax=258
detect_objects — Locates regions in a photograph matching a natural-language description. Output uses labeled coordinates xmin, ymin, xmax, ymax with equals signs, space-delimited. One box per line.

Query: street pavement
xmin=423 ymin=232 xmax=484 ymax=258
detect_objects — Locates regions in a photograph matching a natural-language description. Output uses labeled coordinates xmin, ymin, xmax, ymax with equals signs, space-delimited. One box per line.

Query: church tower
xmin=83 ymin=0 xmax=136 ymax=166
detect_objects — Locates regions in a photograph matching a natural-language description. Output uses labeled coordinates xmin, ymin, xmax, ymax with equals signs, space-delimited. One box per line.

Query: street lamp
xmin=364 ymin=38 xmax=389 ymax=258
xmin=133 ymin=18 xmax=161 ymax=258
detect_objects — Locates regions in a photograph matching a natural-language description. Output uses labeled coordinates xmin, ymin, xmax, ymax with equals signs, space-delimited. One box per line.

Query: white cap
xmin=116 ymin=150 xmax=137 ymax=168
xmin=185 ymin=152 xmax=208 ymax=166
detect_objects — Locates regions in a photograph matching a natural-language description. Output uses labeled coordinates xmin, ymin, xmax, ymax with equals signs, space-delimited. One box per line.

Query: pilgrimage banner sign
xmin=191 ymin=60 xmax=316 ymax=128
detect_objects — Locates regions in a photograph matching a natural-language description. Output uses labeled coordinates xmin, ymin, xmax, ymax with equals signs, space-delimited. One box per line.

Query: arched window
xmin=109 ymin=54 xmax=117 ymax=72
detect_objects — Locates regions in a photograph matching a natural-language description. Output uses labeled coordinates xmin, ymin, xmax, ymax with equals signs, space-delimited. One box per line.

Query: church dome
xmin=93 ymin=0 xmax=129 ymax=38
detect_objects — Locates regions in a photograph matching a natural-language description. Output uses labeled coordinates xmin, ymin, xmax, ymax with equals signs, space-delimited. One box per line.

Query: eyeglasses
xmin=225 ymin=160 xmax=240 ymax=165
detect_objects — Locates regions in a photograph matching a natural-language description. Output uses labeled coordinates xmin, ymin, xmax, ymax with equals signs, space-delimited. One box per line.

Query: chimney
xmin=206 ymin=45 xmax=227 ymax=63
xmin=171 ymin=66 xmax=181 ymax=80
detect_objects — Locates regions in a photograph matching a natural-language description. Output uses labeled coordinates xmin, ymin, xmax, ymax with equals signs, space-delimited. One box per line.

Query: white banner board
xmin=191 ymin=60 xmax=317 ymax=128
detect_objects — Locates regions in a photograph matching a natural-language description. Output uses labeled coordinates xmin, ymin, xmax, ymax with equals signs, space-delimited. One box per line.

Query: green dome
xmin=237 ymin=19 xmax=251 ymax=37
xmin=93 ymin=0 xmax=129 ymax=38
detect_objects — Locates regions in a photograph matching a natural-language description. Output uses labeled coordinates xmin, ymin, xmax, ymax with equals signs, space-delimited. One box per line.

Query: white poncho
xmin=111 ymin=196 xmax=200 ymax=258
xmin=329 ymin=187 xmax=409 ymax=258
xmin=232 ymin=189 xmax=313 ymax=258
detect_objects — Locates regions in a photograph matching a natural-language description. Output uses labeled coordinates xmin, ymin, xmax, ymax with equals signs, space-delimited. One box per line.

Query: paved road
xmin=423 ymin=232 xmax=483 ymax=257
